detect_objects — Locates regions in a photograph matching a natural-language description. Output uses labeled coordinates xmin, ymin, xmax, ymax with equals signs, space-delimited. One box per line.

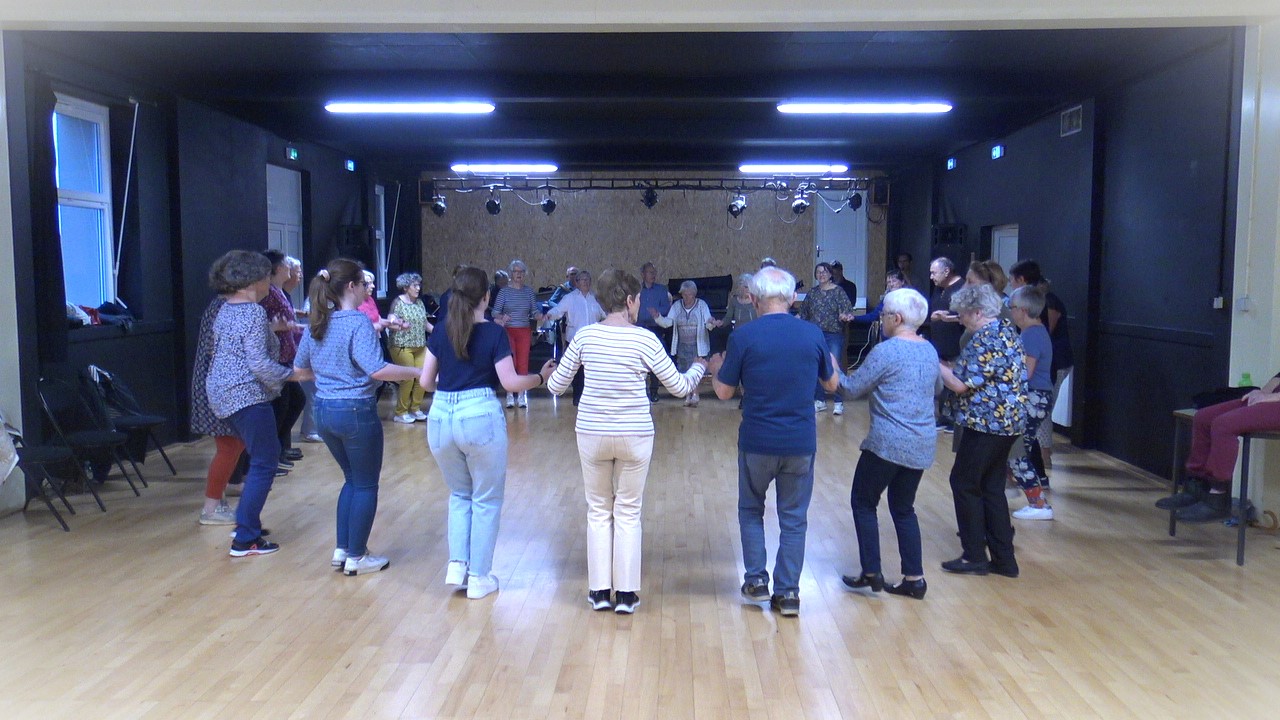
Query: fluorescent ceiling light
xmin=777 ymin=102 xmax=952 ymax=115
xmin=738 ymin=163 xmax=849 ymax=175
xmin=324 ymin=101 xmax=495 ymax=114
xmin=451 ymin=163 xmax=558 ymax=174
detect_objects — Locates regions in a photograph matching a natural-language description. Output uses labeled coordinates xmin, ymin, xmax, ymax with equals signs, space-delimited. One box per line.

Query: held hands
xmin=649 ymin=307 xmax=661 ymax=319
xmin=838 ymin=312 xmax=855 ymax=323
xmin=539 ymin=359 xmax=559 ymax=380
xmin=494 ymin=313 xmax=509 ymax=327
xmin=1246 ymin=390 xmax=1280 ymax=406
xmin=708 ymin=318 xmax=724 ymax=328
xmin=705 ymin=352 xmax=725 ymax=378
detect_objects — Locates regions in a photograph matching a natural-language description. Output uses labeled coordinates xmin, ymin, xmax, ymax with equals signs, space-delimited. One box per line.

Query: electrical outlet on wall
xmin=1213 ymin=296 xmax=1225 ymax=309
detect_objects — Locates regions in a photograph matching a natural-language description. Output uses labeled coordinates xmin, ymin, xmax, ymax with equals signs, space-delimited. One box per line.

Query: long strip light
xmin=777 ymin=102 xmax=952 ymax=115
xmin=325 ymin=101 xmax=495 ymax=115
xmin=738 ymin=163 xmax=848 ymax=175
xmin=452 ymin=163 xmax=558 ymax=174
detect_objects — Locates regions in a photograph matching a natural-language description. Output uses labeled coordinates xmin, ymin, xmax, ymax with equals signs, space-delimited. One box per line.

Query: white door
xmin=991 ymin=224 xmax=1019 ymax=271
xmin=814 ymin=190 xmax=868 ymax=307
xmin=266 ymin=164 xmax=304 ymax=306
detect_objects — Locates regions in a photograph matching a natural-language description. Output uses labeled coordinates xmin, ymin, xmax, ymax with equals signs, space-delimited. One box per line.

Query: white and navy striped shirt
xmin=493 ymin=285 xmax=538 ymax=328
xmin=548 ymin=323 xmax=704 ymax=436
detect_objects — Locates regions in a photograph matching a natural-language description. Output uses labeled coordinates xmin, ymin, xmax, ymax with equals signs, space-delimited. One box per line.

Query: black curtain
xmin=27 ymin=72 xmax=68 ymax=366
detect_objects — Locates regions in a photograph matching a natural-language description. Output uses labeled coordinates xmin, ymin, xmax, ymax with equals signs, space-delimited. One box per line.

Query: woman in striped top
xmin=493 ymin=259 xmax=542 ymax=409
xmin=546 ymin=268 xmax=707 ymax=614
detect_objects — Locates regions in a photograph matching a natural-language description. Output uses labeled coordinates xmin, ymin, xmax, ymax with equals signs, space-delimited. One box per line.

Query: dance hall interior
xmin=2 ymin=2 xmax=1280 ymax=718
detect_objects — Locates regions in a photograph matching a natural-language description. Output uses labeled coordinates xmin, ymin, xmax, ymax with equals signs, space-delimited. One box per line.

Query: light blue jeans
xmin=314 ymin=397 xmax=384 ymax=557
xmin=427 ymin=388 xmax=508 ymax=577
xmin=738 ymin=451 xmax=815 ymax=596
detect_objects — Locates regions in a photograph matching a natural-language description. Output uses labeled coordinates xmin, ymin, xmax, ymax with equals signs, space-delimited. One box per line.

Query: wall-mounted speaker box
xmin=932 ymin=223 xmax=966 ymax=246
xmin=870 ymin=178 xmax=890 ymax=205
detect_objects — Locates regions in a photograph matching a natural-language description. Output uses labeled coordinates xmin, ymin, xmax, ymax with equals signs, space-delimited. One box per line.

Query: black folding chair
xmin=6 ymin=424 xmax=78 ymax=531
xmin=37 ymin=377 xmax=144 ymax=507
xmin=82 ymin=366 xmax=177 ymax=475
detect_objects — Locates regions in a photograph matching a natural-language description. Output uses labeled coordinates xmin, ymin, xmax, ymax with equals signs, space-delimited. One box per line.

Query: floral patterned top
xmin=800 ymin=285 xmax=856 ymax=334
xmin=190 ymin=296 xmax=236 ymax=437
xmin=952 ymin=319 xmax=1028 ymax=437
xmin=389 ymin=296 xmax=428 ymax=348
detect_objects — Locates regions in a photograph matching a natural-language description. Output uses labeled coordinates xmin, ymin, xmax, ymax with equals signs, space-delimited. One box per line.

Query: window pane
xmin=58 ymin=203 xmax=110 ymax=308
xmin=53 ymin=112 xmax=104 ymax=194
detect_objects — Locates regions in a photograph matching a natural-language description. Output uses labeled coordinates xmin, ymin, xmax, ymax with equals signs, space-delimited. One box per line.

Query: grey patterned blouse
xmin=206 ymin=302 xmax=290 ymax=419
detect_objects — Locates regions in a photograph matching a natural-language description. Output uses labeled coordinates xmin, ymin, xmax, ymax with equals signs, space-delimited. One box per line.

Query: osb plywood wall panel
xmin=417 ymin=176 xmax=819 ymax=294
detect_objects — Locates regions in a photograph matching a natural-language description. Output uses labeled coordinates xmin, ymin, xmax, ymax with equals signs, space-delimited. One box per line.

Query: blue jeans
xmin=228 ymin=403 xmax=280 ymax=544
xmin=738 ymin=451 xmax=814 ymax=595
xmin=851 ymin=450 xmax=924 ymax=577
xmin=427 ymin=388 xmax=508 ymax=577
xmin=314 ymin=397 xmax=384 ymax=557
xmin=815 ymin=332 xmax=845 ymax=402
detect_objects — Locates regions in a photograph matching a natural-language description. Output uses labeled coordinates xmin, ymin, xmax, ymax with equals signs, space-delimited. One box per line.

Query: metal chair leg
xmin=149 ymin=429 xmax=177 ymax=475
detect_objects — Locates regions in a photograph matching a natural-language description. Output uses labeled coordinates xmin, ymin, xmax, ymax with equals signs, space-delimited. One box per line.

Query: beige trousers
xmin=577 ymin=433 xmax=654 ymax=593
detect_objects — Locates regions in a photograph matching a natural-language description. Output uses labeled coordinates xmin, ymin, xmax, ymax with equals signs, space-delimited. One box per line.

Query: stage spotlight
xmin=642 ymin=188 xmax=659 ymax=209
xmin=430 ymin=195 xmax=447 ymax=217
xmin=728 ymin=195 xmax=747 ymax=218
xmin=485 ymin=191 xmax=501 ymax=216
xmin=541 ymin=197 xmax=557 ymax=215
xmin=791 ymin=193 xmax=811 ymax=215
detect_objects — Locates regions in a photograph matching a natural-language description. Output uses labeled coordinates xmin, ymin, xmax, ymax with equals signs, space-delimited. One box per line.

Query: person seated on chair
xmin=1164 ymin=372 xmax=1280 ymax=522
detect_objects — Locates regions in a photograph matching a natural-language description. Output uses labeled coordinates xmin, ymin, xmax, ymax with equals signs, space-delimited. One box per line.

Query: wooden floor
xmin=3 ymin=389 xmax=1280 ymax=719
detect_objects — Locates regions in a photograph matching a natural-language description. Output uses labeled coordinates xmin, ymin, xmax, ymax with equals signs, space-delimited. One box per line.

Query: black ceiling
xmin=27 ymin=27 xmax=1235 ymax=176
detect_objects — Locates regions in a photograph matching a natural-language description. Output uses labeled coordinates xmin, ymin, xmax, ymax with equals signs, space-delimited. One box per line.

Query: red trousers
xmin=205 ymin=435 xmax=245 ymax=500
xmin=1186 ymin=397 xmax=1280 ymax=485
xmin=506 ymin=326 xmax=532 ymax=374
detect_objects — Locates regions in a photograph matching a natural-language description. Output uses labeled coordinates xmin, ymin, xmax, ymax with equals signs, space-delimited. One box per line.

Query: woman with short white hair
xmin=836 ymin=288 xmax=939 ymax=599
xmin=652 ymin=280 xmax=721 ymax=406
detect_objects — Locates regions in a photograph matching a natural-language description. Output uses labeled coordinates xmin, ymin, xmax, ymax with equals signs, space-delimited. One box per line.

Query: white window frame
xmin=52 ymin=93 xmax=115 ymax=306
xmin=374 ymin=184 xmax=388 ymax=298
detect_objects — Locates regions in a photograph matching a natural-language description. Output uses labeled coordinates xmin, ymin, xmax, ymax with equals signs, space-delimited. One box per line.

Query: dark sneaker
xmin=1155 ymin=490 xmax=1200 ymax=510
xmin=770 ymin=591 xmax=800 ymax=617
xmin=283 ymin=448 xmax=303 ymax=461
xmin=740 ymin=579 xmax=770 ymax=603
xmin=840 ymin=573 xmax=885 ymax=592
xmin=614 ymin=591 xmax=640 ymax=614
xmin=941 ymin=557 xmax=990 ymax=575
xmin=229 ymin=538 xmax=279 ymax=557
xmin=588 ymin=589 xmax=613 ymax=611
xmin=1176 ymin=493 xmax=1231 ymax=523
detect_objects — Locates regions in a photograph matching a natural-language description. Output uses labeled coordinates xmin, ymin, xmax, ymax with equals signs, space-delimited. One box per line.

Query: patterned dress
xmin=951 ymin=319 xmax=1028 ymax=436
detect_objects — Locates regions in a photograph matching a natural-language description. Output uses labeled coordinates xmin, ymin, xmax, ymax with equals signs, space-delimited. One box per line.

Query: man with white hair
xmin=712 ymin=266 xmax=839 ymax=617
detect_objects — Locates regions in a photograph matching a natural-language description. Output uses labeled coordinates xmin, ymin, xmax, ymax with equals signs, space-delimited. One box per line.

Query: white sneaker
xmin=814 ymin=401 xmax=827 ymax=413
xmin=344 ymin=553 xmax=390 ymax=576
xmin=466 ymin=573 xmax=499 ymax=599
xmin=445 ymin=560 xmax=468 ymax=585
xmin=392 ymin=413 xmax=415 ymax=424
xmin=517 ymin=392 xmax=528 ymax=408
xmin=302 ymin=433 xmax=324 ymax=443
xmin=505 ymin=393 xmax=516 ymax=408
xmin=332 ymin=548 xmax=349 ymax=568
xmin=1012 ymin=505 xmax=1054 ymax=521
xmin=833 ymin=402 xmax=844 ymax=416
xmin=412 ymin=409 xmax=428 ymax=421
xmin=198 ymin=506 xmax=236 ymax=525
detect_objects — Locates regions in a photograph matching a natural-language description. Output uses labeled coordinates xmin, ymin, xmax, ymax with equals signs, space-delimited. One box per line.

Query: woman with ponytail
xmin=294 ymin=259 xmax=421 ymax=576
xmin=420 ymin=267 xmax=557 ymax=599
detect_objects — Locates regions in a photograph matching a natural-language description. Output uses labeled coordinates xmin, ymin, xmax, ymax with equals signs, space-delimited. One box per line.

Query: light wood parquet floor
xmin=3 ymin=388 xmax=1280 ymax=719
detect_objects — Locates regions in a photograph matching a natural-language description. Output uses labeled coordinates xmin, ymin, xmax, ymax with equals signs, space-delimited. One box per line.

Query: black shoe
xmin=274 ymin=468 xmax=290 ymax=477
xmin=614 ymin=591 xmax=640 ymax=614
xmin=1156 ymin=490 xmax=1201 ymax=510
xmin=740 ymin=578 xmax=770 ymax=603
xmin=229 ymin=538 xmax=279 ymax=557
xmin=277 ymin=459 xmax=295 ymax=469
xmin=1176 ymin=493 xmax=1232 ymax=523
xmin=588 ymin=589 xmax=613 ymax=611
xmin=885 ymin=578 xmax=928 ymax=599
xmin=840 ymin=573 xmax=885 ymax=592
xmin=770 ymin=591 xmax=800 ymax=617
xmin=990 ymin=563 xmax=1020 ymax=578
xmin=282 ymin=448 xmax=303 ymax=461
xmin=941 ymin=557 xmax=990 ymax=575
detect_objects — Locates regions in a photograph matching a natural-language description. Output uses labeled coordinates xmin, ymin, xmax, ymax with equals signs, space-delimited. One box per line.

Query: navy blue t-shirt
xmin=716 ymin=312 xmax=832 ymax=456
xmin=427 ymin=320 xmax=512 ymax=391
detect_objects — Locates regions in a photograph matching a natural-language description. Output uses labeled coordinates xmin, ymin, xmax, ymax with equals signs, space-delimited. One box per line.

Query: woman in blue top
xmin=294 ymin=259 xmax=421 ymax=577
xmin=420 ymin=267 xmax=557 ymax=599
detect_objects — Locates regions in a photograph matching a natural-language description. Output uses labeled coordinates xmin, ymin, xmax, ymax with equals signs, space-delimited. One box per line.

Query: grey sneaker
xmin=741 ymin=578 xmax=770 ymax=603
xmin=770 ymin=591 xmax=800 ymax=617
xmin=199 ymin=507 xmax=236 ymax=526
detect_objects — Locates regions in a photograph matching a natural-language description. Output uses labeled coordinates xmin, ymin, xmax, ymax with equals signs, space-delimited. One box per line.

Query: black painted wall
xmin=1090 ymin=34 xmax=1240 ymax=475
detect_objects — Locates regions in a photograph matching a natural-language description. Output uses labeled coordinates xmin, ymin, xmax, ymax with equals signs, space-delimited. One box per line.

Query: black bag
xmin=1191 ymin=386 xmax=1257 ymax=409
